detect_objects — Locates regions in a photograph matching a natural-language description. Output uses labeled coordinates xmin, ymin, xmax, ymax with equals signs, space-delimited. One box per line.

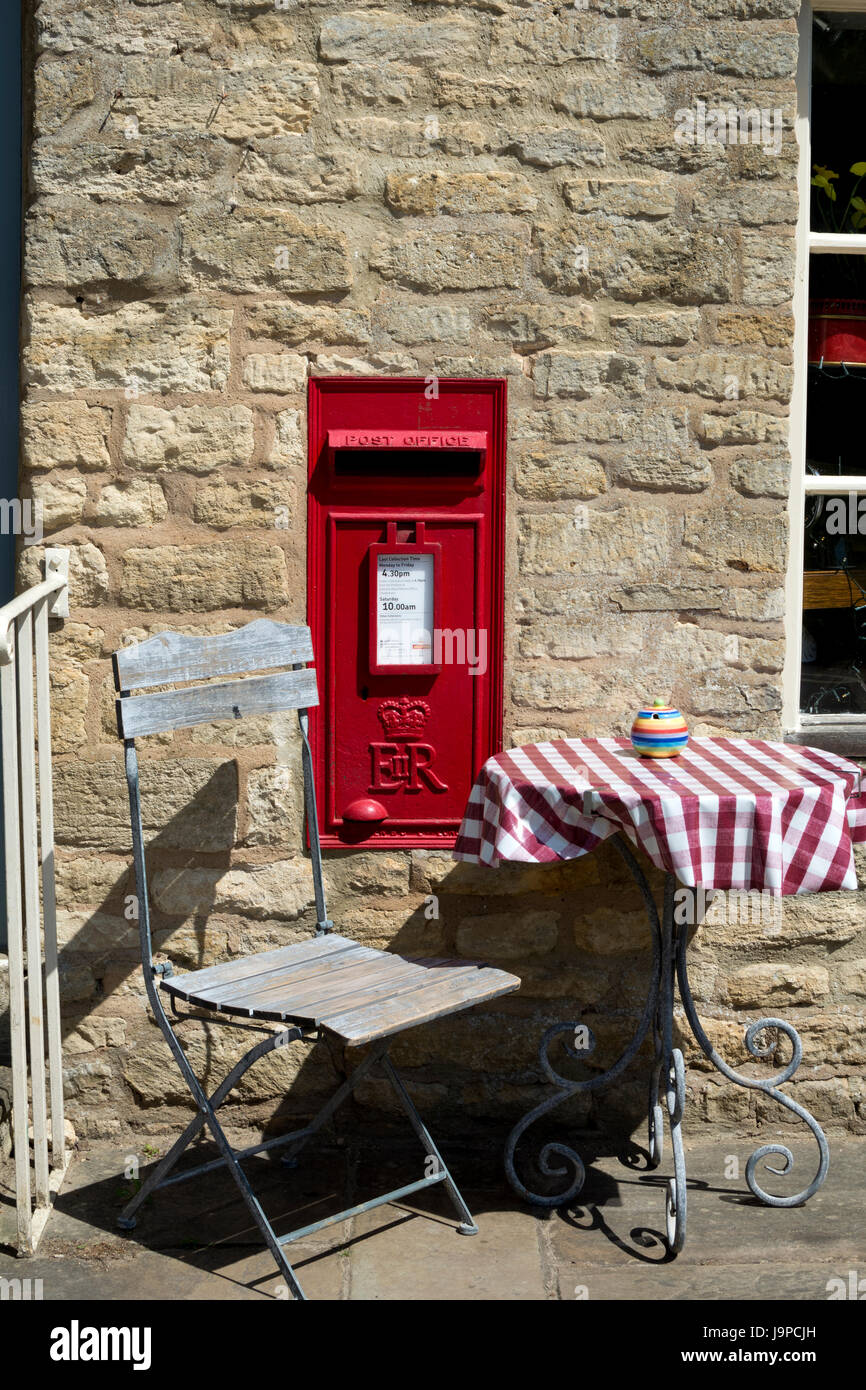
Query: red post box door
xmin=307 ymin=377 xmax=505 ymax=849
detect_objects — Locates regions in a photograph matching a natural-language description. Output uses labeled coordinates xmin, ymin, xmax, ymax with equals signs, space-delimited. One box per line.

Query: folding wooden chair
xmin=112 ymin=619 xmax=520 ymax=1300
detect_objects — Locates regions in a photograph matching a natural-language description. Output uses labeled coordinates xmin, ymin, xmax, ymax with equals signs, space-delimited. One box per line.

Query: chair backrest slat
xmin=117 ymin=667 xmax=319 ymax=740
xmin=113 ymin=619 xmax=314 ymax=691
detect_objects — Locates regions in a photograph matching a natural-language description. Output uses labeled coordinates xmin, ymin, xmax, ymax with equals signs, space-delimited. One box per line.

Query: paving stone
xmin=350 ymin=1198 xmax=546 ymax=1301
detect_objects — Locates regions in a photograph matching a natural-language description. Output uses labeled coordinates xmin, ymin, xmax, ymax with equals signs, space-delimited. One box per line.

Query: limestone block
xmin=514 ymin=444 xmax=607 ymax=500
xmin=93 ymin=479 xmax=168 ymax=527
xmin=700 ymin=410 xmax=788 ymax=447
xmin=53 ymin=758 xmax=238 ymax=851
xmin=519 ymin=616 xmax=643 ymax=660
xmin=242 ymin=354 xmax=306 ymax=394
xmin=838 ymin=959 xmax=866 ymax=998
xmin=123 ymin=405 xmax=255 ymax=474
xmin=151 ymin=861 xmax=315 ymax=921
xmin=740 ymin=232 xmax=796 ymax=307
xmin=324 ymin=853 xmax=410 ymax=899
xmin=269 ymin=409 xmax=304 ymax=469
xmin=373 ymin=303 xmax=473 ymax=345
xmin=50 ymin=622 xmax=104 ymax=662
xmin=192 ymin=479 xmax=293 ymax=531
xmin=614 ymin=584 xmax=726 ymax=612
xmin=19 ymin=541 xmax=109 ymax=607
xmin=436 ymin=70 xmax=530 ymax=109
xmin=610 ymin=309 xmax=699 ymax=346
xmin=562 ymin=176 xmax=675 ymax=219
xmin=21 ymin=400 xmax=111 ymax=472
xmin=370 ymin=223 xmax=528 ymax=291
xmin=533 ymin=350 xmax=646 ymax=399
xmin=318 ymin=13 xmax=480 ymax=65
xmin=683 ymin=508 xmax=788 ymax=573
xmin=554 ymin=75 xmax=666 ymax=121
xmin=55 ymin=855 xmax=132 ymax=908
xmin=31 ymin=133 xmax=235 ymax=207
xmin=456 ymin=911 xmax=558 ymax=960
xmin=490 ymin=16 xmax=618 ymax=66
xmin=26 ymin=197 xmax=180 ymax=292
xmin=731 ymin=455 xmax=790 ymax=499
xmin=244 ymin=764 xmax=303 ymax=847
xmin=50 ymin=663 xmax=90 ymax=754
xmin=519 ymin=507 xmax=671 ymax=579
xmin=24 ymin=299 xmax=232 ymax=394
xmin=509 ymin=127 xmax=605 ymax=169
xmin=119 ymin=542 xmax=289 ymax=612
xmin=110 ymin=59 xmax=320 ymax=140
xmin=29 ymin=472 xmax=86 ymax=529
xmin=656 ymin=353 xmax=792 ymax=401
xmin=246 ymin=301 xmax=372 ymax=348
xmin=181 ymin=207 xmax=352 ymax=293
xmin=385 ymin=170 xmax=537 ymax=215
xmin=637 ymin=28 xmax=797 ymax=78
xmin=236 ymin=145 xmax=362 ymax=206
xmin=484 ymin=302 xmax=596 ymax=348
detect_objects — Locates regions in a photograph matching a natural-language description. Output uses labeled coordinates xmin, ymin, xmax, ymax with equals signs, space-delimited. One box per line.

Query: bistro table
xmin=454 ymin=735 xmax=866 ymax=1253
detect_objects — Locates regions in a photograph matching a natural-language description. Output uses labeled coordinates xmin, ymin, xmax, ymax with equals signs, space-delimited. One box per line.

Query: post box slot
xmin=333 ymin=448 xmax=482 ymax=477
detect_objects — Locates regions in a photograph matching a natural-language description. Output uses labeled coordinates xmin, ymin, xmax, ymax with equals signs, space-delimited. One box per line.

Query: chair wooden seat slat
xmin=112 ymin=618 xmax=521 ymax=1301
xmin=162 ymin=938 xmax=378 ymax=1007
xmin=320 ymin=968 xmax=517 ymax=1047
xmin=169 ymin=944 xmax=413 ymax=1015
xmin=159 ymin=932 xmax=354 ymax=997
xmin=162 ymin=933 xmax=514 ymax=1036
xmin=200 ymin=951 xmax=430 ymax=1014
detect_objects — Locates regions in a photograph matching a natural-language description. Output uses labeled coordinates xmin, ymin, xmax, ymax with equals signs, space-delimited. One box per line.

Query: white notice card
xmin=376 ymin=553 xmax=434 ymax=665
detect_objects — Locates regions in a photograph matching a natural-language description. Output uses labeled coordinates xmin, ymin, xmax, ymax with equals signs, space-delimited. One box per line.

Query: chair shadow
xmin=0 ymin=760 xmax=687 ymax=1288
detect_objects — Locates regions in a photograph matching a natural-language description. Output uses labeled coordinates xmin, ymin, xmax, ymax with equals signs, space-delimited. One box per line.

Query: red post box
xmin=307 ymin=377 xmax=506 ymax=848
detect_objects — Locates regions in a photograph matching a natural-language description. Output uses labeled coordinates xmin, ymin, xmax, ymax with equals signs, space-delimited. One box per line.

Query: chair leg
xmin=280 ymin=1038 xmax=389 ymax=1168
xmin=195 ymin=1088 xmax=309 ymax=1301
xmin=118 ymin=1031 xmax=299 ymax=1230
xmin=118 ymin=1024 xmax=309 ymax=1301
xmin=119 ymin=1025 xmax=478 ymax=1300
xmin=380 ymin=1053 xmax=479 ymax=1236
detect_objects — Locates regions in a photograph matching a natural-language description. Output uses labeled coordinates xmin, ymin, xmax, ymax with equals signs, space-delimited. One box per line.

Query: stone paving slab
xmin=0 ymin=1135 xmax=862 ymax=1301
xmin=548 ymin=1136 xmax=865 ymax=1273
xmin=349 ymin=1200 xmax=546 ymax=1301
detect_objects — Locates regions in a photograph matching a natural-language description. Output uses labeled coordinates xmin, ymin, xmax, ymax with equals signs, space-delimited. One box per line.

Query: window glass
xmin=801 ymin=492 xmax=866 ymax=713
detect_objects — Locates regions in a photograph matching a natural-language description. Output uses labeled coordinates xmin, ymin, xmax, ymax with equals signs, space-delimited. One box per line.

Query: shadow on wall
xmin=0 ymin=757 xmax=669 ymax=1180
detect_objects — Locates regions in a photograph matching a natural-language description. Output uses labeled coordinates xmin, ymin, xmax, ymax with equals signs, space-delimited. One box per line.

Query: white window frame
xmin=784 ymin=0 xmax=866 ymax=742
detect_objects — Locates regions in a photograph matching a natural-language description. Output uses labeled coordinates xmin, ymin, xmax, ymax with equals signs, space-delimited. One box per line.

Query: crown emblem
xmin=377 ymin=697 xmax=430 ymax=740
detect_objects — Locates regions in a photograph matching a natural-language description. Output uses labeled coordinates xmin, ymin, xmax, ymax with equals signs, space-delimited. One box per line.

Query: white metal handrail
xmin=1 ymin=548 xmax=70 ymax=1254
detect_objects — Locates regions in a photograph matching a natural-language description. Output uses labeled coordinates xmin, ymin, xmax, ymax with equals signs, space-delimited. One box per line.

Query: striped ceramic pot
xmin=630 ymin=700 xmax=689 ymax=758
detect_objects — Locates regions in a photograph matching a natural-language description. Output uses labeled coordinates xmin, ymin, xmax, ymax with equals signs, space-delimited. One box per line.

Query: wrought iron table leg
xmin=504 ymin=834 xmax=664 ymax=1213
xmin=658 ymin=873 xmax=686 ymax=1251
xmin=676 ymin=918 xmax=830 ymax=1207
xmin=504 ymin=836 xmax=829 ymax=1251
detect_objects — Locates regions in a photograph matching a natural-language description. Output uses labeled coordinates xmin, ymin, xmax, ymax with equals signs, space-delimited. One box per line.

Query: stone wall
xmin=17 ymin=0 xmax=866 ymax=1149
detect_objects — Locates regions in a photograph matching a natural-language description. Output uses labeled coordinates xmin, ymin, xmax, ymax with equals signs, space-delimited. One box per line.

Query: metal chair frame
xmin=112 ymin=621 xmax=485 ymax=1302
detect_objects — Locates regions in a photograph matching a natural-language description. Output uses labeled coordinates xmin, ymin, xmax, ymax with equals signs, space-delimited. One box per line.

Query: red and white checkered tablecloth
xmin=454 ymin=737 xmax=866 ymax=895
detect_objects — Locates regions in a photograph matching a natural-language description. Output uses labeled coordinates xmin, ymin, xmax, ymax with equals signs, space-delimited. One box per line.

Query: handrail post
xmin=0 ymin=551 xmax=70 ymax=1253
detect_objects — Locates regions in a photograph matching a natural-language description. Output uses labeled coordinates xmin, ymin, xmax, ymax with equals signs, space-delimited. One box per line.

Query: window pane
xmin=800 ymin=492 xmax=866 ymax=713
xmin=806 ymin=341 xmax=866 ymax=475
xmin=811 ymin=13 xmax=866 ymax=239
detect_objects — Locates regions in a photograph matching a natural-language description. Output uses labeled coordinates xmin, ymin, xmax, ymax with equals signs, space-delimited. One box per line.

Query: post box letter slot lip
xmin=328 ymin=429 xmax=487 ymax=452
xmin=368 ymin=536 xmax=442 ymax=677
xmin=328 ymin=430 xmax=487 ymax=480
